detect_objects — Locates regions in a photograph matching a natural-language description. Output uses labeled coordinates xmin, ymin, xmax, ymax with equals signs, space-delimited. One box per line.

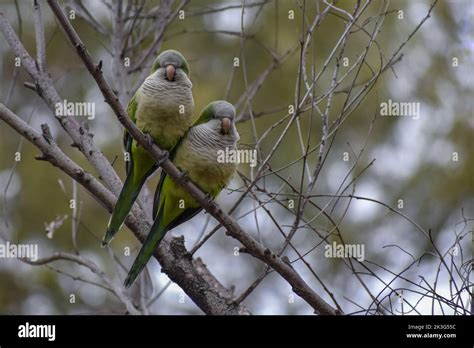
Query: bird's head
xmin=151 ymin=50 xmax=190 ymax=82
xmin=195 ymin=101 xmax=238 ymax=137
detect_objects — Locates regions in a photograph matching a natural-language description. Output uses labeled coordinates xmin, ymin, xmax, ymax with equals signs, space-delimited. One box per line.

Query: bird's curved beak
xmin=221 ymin=117 xmax=231 ymax=135
xmin=165 ymin=65 xmax=176 ymax=81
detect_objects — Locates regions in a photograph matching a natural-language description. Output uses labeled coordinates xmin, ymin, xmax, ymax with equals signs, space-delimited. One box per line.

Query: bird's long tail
xmin=103 ymin=166 xmax=154 ymax=246
xmin=124 ymin=209 xmax=168 ymax=288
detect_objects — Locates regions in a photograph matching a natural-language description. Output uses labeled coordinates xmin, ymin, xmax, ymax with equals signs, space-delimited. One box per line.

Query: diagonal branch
xmin=0 ymin=103 xmax=250 ymax=315
xmin=0 ymin=8 xmax=123 ymax=195
xmin=47 ymin=0 xmax=340 ymax=315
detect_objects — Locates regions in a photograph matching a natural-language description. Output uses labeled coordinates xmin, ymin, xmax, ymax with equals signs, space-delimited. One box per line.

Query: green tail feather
xmin=124 ymin=208 xmax=167 ymax=288
xmin=103 ymin=167 xmax=153 ymax=246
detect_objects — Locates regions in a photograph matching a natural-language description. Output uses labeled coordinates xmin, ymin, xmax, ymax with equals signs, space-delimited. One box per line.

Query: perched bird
xmin=124 ymin=101 xmax=240 ymax=288
xmin=103 ymin=50 xmax=195 ymax=246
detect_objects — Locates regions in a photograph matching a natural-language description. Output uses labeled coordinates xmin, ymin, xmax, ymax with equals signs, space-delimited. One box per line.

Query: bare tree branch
xmin=0 ymin=102 xmax=250 ymax=315
xmin=46 ymin=0 xmax=339 ymax=315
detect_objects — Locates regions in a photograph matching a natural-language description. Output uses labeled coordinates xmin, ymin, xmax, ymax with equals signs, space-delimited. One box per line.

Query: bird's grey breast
xmin=188 ymin=123 xmax=238 ymax=162
xmin=138 ymin=71 xmax=194 ymax=120
xmin=142 ymin=70 xmax=192 ymax=101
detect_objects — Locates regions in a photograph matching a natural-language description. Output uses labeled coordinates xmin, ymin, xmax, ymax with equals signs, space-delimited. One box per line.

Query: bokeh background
xmin=0 ymin=0 xmax=472 ymax=314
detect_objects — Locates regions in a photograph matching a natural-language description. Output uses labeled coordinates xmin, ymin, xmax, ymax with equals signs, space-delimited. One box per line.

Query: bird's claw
xmin=180 ymin=170 xmax=189 ymax=182
xmin=144 ymin=133 xmax=154 ymax=148
xmin=136 ymin=133 xmax=154 ymax=149
xmin=204 ymin=193 xmax=214 ymax=205
xmin=156 ymin=150 xmax=169 ymax=166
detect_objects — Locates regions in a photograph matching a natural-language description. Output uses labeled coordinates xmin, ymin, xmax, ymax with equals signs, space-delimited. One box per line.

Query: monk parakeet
xmin=124 ymin=101 xmax=240 ymax=288
xmin=103 ymin=50 xmax=195 ymax=246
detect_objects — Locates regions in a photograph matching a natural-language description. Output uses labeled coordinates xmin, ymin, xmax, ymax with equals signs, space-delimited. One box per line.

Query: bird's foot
xmin=143 ymin=133 xmax=155 ymax=149
xmin=136 ymin=132 xmax=154 ymax=149
xmin=204 ymin=193 xmax=214 ymax=205
xmin=179 ymin=170 xmax=189 ymax=182
xmin=156 ymin=150 xmax=169 ymax=166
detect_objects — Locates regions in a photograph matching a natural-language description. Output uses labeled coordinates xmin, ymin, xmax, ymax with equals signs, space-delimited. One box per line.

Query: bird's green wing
xmin=152 ymin=169 xmax=203 ymax=226
xmin=123 ymin=95 xmax=138 ymax=173
xmin=166 ymin=206 xmax=202 ymax=232
xmin=153 ymin=171 xmax=166 ymax=218
xmin=124 ymin=203 xmax=167 ymax=288
xmin=125 ymin=188 xmax=202 ymax=288
xmin=103 ymin=95 xmax=154 ymax=246
xmin=151 ymin=133 xmax=186 ymax=216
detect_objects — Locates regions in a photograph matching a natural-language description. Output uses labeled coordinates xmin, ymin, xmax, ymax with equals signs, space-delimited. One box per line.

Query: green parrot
xmin=103 ymin=50 xmax=195 ymax=246
xmin=124 ymin=101 xmax=240 ymax=288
